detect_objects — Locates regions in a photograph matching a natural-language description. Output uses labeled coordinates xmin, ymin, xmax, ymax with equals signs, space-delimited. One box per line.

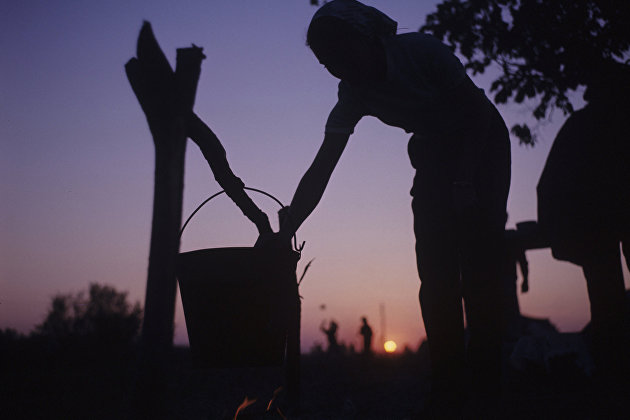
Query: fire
xmin=233 ymin=387 xmax=286 ymax=420
xmin=267 ymin=387 xmax=286 ymax=419
xmin=267 ymin=386 xmax=282 ymax=410
xmin=384 ymin=340 xmax=397 ymax=353
xmin=233 ymin=396 xmax=256 ymax=420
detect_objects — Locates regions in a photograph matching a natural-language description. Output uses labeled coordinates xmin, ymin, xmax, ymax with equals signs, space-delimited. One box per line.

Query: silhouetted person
xmin=320 ymin=320 xmax=341 ymax=354
xmin=260 ymin=0 xmax=511 ymax=411
xmin=359 ymin=317 xmax=373 ymax=355
xmin=537 ymin=60 xmax=630 ymax=383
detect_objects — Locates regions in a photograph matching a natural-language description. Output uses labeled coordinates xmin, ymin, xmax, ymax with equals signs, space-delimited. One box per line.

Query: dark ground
xmin=2 ymin=333 xmax=629 ymax=420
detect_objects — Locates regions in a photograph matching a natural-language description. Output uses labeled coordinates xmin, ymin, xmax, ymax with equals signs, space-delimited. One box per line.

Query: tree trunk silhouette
xmin=125 ymin=22 xmax=205 ymax=357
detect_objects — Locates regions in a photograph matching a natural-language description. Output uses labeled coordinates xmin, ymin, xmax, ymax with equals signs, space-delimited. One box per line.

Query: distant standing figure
xmin=359 ymin=317 xmax=373 ymax=354
xmin=320 ymin=320 xmax=341 ymax=354
xmin=537 ymin=61 xmax=630 ymax=380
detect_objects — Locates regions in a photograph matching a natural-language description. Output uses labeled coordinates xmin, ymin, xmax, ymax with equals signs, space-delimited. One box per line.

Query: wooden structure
xmin=125 ymin=21 xmax=204 ymax=358
xmin=125 ymin=22 xmax=300 ymax=412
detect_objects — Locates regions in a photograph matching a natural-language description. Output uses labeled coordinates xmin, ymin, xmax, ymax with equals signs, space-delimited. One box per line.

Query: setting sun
xmin=383 ymin=340 xmax=397 ymax=353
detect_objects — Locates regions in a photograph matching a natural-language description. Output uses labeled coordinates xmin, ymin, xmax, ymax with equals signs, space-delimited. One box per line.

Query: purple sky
xmin=2 ymin=0 xmax=628 ymax=352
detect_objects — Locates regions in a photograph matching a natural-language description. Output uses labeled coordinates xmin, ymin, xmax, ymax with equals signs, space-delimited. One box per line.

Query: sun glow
xmin=384 ymin=340 xmax=397 ymax=353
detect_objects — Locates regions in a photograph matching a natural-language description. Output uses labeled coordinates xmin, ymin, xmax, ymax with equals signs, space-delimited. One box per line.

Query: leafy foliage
xmin=35 ymin=283 xmax=142 ymax=348
xmin=422 ymin=0 xmax=630 ymax=145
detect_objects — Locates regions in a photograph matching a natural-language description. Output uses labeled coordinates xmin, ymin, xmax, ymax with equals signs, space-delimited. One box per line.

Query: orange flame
xmin=266 ymin=386 xmax=283 ymax=411
xmin=266 ymin=386 xmax=286 ymax=419
xmin=233 ymin=396 xmax=257 ymax=420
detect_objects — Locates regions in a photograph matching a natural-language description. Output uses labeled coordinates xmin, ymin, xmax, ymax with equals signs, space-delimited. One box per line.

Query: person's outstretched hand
xmin=254 ymin=206 xmax=297 ymax=251
xmin=254 ymin=231 xmax=292 ymax=251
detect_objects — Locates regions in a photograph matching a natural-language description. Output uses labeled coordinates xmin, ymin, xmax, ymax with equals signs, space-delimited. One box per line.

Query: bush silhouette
xmin=35 ymin=283 xmax=142 ymax=351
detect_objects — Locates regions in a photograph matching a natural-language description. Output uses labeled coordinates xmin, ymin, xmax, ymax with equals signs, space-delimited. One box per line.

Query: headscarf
xmin=311 ymin=0 xmax=397 ymax=39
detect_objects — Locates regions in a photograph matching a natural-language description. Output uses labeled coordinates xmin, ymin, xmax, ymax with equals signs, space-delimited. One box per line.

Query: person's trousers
xmin=409 ymin=106 xmax=511 ymax=397
xmin=581 ymin=235 xmax=630 ymax=380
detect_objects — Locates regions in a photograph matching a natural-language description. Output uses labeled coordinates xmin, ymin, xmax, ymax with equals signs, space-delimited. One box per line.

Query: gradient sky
xmin=2 ymin=0 xmax=628 ymax=353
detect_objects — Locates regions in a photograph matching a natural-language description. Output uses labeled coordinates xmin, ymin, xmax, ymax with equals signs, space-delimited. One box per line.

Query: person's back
xmin=359 ymin=317 xmax=373 ymax=354
xmin=328 ymin=31 xmax=494 ymax=139
xmin=537 ymin=60 xmax=630 ymax=381
xmin=538 ymin=84 xmax=630 ymax=264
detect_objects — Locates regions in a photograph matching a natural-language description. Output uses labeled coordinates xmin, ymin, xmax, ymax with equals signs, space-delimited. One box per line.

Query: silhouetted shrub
xmin=0 ymin=328 xmax=25 ymax=361
xmin=34 ymin=283 xmax=142 ymax=352
xmin=0 ymin=327 xmax=24 ymax=343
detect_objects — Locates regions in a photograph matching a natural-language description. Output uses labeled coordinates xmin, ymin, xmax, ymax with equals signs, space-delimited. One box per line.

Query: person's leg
xmin=410 ymin=135 xmax=467 ymax=406
xmin=582 ymin=238 xmax=629 ymax=379
xmin=460 ymin=107 xmax=511 ymax=394
xmin=460 ymin=220 xmax=505 ymax=392
xmin=413 ymin=196 xmax=467 ymax=413
xmin=410 ymin=104 xmax=510 ymax=414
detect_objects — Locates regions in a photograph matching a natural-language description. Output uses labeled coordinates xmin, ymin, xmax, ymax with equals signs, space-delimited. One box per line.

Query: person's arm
xmin=279 ymin=132 xmax=351 ymax=238
xmin=518 ymin=250 xmax=530 ymax=293
xmin=187 ymin=113 xmax=272 ymax=234
xmin=320 ymin=320 xmax=328 ymax=333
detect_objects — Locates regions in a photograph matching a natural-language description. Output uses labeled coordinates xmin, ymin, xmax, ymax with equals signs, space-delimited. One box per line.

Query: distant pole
xmin=125 ymin=22 xmax=205 ymax=357
xmin=379 ymin=302 xmax=386 ymax=349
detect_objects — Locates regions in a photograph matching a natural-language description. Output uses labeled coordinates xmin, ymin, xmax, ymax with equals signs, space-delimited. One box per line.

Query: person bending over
xmin=264 ymin=0 xmax=510 ymax=412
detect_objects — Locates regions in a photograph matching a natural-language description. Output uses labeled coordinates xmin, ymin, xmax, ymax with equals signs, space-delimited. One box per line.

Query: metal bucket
xmin=177 ymin=188 xmax=300 ymax=368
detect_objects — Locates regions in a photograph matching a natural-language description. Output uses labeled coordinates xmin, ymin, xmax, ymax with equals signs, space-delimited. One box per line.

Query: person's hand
xmin=521 ymin=279 xmax=529 ymax=294
xmin=254 ymin=231 xmax=292 ymax=251
xmin=278 ymin=206 xmax=294 ymax=232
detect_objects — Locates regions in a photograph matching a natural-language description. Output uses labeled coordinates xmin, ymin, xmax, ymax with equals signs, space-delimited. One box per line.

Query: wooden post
xmin=125 ymin=22 xmax=205 ymax=416
xmin=125 ymin=21 xmax=205 ymax=358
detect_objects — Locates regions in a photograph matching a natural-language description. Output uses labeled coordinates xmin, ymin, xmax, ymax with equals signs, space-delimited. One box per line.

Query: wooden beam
xmin=125 ymin=21 xmax=205 ymax=355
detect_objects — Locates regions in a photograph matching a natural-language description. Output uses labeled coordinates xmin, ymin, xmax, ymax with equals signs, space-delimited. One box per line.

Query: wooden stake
xmin=125 ymin=21 xmax=205 ymax=356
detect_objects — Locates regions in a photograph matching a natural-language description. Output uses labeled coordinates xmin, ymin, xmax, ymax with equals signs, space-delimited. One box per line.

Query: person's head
xmin=361 ymin=316 xmax=367 ymax=324
xmin=307 ymin=0 xmax=397 ymax=84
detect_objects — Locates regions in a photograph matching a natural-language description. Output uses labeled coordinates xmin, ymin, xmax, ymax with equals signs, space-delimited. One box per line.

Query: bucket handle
xmin=179 ymin=187 xmax=304 ymax=252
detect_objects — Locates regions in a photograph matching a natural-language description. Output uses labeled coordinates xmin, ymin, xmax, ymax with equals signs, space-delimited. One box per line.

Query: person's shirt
xmin=325 ymin=32 xmax=489 ymax=137
xmin=360 ymin=324 xmax=372 ymax=338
